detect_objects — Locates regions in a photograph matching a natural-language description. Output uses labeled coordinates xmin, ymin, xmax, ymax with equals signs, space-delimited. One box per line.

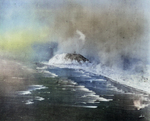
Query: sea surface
xmin=0 ymin=64 xmax=150 ymax=121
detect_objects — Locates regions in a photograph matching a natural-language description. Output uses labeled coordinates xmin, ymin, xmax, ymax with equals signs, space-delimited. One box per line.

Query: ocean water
xmin=1 ymin=63 xmax=150 ymax=121
xmin=48 ymin=53 xmax=150 ymax=94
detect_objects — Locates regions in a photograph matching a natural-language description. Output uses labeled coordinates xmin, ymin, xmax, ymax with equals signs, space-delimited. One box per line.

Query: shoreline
xmin=38 ymin=62 xmax=150 ymax=96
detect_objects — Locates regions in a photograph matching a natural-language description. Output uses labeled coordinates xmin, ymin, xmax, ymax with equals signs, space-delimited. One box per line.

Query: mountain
xmin=48 ymin=53 xmax=89 ymax=65
xmin=65 ymin=53 xmax=89 ymax=62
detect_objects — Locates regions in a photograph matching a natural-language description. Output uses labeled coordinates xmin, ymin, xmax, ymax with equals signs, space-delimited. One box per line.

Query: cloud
xmin=51 ymin=1 xmax=148 ymax=68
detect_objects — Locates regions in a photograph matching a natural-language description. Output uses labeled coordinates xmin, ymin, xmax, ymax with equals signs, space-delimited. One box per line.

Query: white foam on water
xmin=81 ymin=92 xmax=96 ymax=97
xmin=78 ymin=87 xmax=92 ymax=92
xmin=24 ymin=96 xmax=44 ymax=105
xmin=47 ymin=53 xmax=150 ymax=94
xmin=35 ymin=96 xmax=45 ymax=101
xmin=133 ymin=100 xmax=149 ymax=110
xmin=35 ymin=63 xmax=58 ymax=78
xmin=74 ymin=84 xmax=111 ymax=102
xmin=36 ymin=66 xmax=47 ymax=70
xmin=75 ymin=105 xmax=98 ymax=109
xmin=28 ymin=85 xmax=47 ymax=91
xmin=17 ymin=85 xmax=47 ymax=95
xmin=18 ymin=91 xmax=31 ymax=95
xmin=43 ymin=71 xmax=58 ymax=78
xmin=56 ymin=77 xmax=111 ymax=103
xmin=25 ymin=99 xmax=34 ymax=105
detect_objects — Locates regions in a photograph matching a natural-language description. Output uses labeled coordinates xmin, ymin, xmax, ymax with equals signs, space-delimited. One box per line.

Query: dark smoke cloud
xmin=51 ymin=1 xmax=148 ymax=69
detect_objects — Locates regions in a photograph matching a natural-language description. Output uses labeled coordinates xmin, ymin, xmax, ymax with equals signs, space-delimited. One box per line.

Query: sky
xmin=0 ymin=0 xmax=150 ymax=64
xmin=1 ymin=0 xmax=149 ymax=32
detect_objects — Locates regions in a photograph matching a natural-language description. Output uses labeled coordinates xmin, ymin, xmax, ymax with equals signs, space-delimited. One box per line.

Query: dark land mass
xmin=65 ymin=53 xmax=89 ymax=62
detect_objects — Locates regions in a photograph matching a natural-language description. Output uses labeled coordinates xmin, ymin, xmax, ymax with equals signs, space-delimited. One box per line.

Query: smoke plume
xmin=51 ymin=1 xmax=148 ymax=70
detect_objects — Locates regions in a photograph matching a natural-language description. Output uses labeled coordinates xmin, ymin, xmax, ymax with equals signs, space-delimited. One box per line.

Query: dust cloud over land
xmin=50 ymin=1 xmax=148 ymax=69
xmin=0 ymin=0 xmax=149 ymax=71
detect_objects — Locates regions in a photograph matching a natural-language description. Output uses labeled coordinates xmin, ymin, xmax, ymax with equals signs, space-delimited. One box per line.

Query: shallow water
xmin=0 ymin=65 xmax=150 ymax=121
